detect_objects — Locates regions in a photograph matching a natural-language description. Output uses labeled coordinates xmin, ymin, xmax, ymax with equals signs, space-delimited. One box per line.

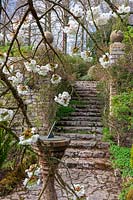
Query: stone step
xmin=73 ymin=92 xmax=98 ymax=96
xmin=56 ymin=133 xmax=103 ymax=141
xmin=60 ymin=157 xmax=112 ymax=170
xmin=72 ymin=104 xmax=102 ymax=109
xmin=65 ymin=148 xmax=110 ymax=158
xmin=56 ymin=121 xmax=103 ymax=127
xmin=70 ymin=112 xmax=102 ymax=117
xmin=72 ymin=96 xmax=101 ymax=101
xmin=73 ymin=108 xmax=102 ymax=112
xmin=62 ymin=116 xmax=102 ymax=122
xmin=69 ymin=140 xmax=109 ymax=149
xmin=74 ymin=89 xmax=98 ymax=93
xmin=71 ymin=100 xmax=103 ymax=105
xmin=55 ymin=126 xmax=103 ymax=133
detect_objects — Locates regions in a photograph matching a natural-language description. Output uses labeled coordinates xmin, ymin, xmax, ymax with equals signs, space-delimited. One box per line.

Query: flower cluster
xmin=117 ymin=5 xmax=130 ymax=14
xmin=51 ymin=74 xmax=62 ymax=84
xmin=54 ymin=91 xmax=71 ymax=107
xmin=87 ymin=5 xmax=112 ymax=27
xmin=0 ymin=108 xmax=13 ymax=122
xmin=81 ymin=50 xmax=93 ymax=62
xmin=73 ymin=184 xmax=85 ymax=200
xmin=99 ymin=53 xmax=111 ymax=68
xmin=23 ymin=164 xmax=41 ymax=189
xmin=19 ymin=127 xmax=40 ymax=145
xmin=87 ymin=4 xmax=130 ymax=27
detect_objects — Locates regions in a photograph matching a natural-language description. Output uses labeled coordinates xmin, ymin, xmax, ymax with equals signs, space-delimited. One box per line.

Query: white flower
xmin=73 ymin=184 xmax=85 ymax=199
xmin=19 ymin=134 xmax=40 ymax=145
xmin=0 ymin=108 xmax=13 ymax=122
xmin=23 ymin=165 xmax=41 ymax=189
xmin=63 ymin=21 xmax=78 ymax=35
xmin=46 ymin=63 xmax=58 ymax=72
xmin=51 ymin=74 xmax=62 ymax=84
xmin=38 ymin=65 xmax=50 ymax=76
xmin=117 ymin=5 xmax=130 ymax=14
xmin=31 ymin=127 xmax=37 ymax=134
xmin=3 ymin=65 xmax=14 ymax=75
xmin=19 ymin=128 xmax=40 ymax=145
xmin=54 ymin=91 xmax=71 ymax=107
xmin=24 ymin=59 xmax=40 ymax=73
xmin=99 ymin=53 xmax=111 ymax=68
xmin=70 ymin=4 xmax=84 ymax=18
xmin=17 ymin=84 xmax=29 ymax=95
xmin=23 ymin=178 xmax=29 ymax=186
xmin=81 ymin=50 xmax=93 ymax=62
xmin=34 ymin=167 xmax=41 ymax=176
xmin=0 ymin=52 xmax=7 ymax=64
xmin=36 ymin=178 xmax=41 ymax=186
xmin=0 ymin=33 xmax=3 ymax=41
xmin=8 ymin=71 xmax=23 ymax=85
xmin=27 ymin=171 xmax=33 ymax=178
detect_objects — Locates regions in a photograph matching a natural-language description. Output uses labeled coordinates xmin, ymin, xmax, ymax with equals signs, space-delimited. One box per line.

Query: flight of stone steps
xmin=55 ymin=81 xmax=121 ymax=199
xmin=55 ymin=81 xmax=103 ymax=134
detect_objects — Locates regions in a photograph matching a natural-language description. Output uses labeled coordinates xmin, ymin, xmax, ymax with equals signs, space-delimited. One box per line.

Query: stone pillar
xmin=129 ymin=0 xmax=133 ymax=26
xmin=109 ymin=30 xmax=125 ymax=116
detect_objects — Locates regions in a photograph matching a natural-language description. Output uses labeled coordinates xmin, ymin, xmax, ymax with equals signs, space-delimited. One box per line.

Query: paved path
xmin=1 ymin=168 xmax=121 ymax=200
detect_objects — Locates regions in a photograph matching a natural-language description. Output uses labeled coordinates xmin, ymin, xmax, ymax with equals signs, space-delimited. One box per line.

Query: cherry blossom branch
xmin=0 ymin=71 xmax=32 ymax=127
xmin=45 ymin=0 xmax=105 ymax=54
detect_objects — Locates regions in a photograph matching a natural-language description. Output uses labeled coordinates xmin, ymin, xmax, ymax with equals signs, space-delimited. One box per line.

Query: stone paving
xmin=0 ymin=168 xmax=121 ymax=200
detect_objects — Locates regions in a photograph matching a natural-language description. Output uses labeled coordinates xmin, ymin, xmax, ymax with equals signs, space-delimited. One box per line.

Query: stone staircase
xmin=55 ymin=81 xmax=121 ymax=199
xmin=55 ymin=81 xmax=103 ymax=134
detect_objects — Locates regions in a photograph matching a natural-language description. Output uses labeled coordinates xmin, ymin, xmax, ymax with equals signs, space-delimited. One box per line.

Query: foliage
xmin=0 ymin=165 xmax=25 ymax=196
xmin=110 ymin=144 xmax=133 ymax=177
xmin=55 ymin=105 xmax=75 ymax=120
xmin=0 ymin=44 xmax=32 ymax=56
xmin=119 ymin=178 xmax=133 ymax=200
xmin=110 ymin=65 xmax=133 ymax=93
xmin=0 ymin=127 xmax=16 ymax=169
xmin=112 ymin=92 xmax=133 ymax=132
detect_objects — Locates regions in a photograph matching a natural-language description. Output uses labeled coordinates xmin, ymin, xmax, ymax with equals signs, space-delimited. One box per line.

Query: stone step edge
xmin=60 ymin=158 xmax=112 ymax=170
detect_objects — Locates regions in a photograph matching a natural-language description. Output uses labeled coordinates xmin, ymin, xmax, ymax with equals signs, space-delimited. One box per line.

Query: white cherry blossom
xmin=8 ymin=71 xmax=23 ymax=85
xmin=38 ymin=65 xmax=50 ymax=76
xmin=117 ymin=5 xmax=130 ymax=14
xmin=19 ymin=134 xmax=40 ymax=145
xmin=3 ymin=65 xmax=14 ymax=75
xmin=0 ymin=108 xmax=13 ymax=122
xmin=51 ymin=74 xmax=62 ymax=84
xmin=99 ymin=53 xmax=111 ymax=68
xmin=17 ymin=84 xmax=29 ymax=95
xmin=81 ymin=50 xmax=93 ymax=62
xmin=24 ymin=59 xmax=40 ymax=73
xmin=73 ymin=184 xmax=85 ymax=200
xmin=54 ymin=91 xmax=71 ymax=107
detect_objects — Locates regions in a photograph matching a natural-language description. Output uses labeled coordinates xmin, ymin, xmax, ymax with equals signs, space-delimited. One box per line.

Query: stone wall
xmin=0 ymin=60 xmax=57 ymax=136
